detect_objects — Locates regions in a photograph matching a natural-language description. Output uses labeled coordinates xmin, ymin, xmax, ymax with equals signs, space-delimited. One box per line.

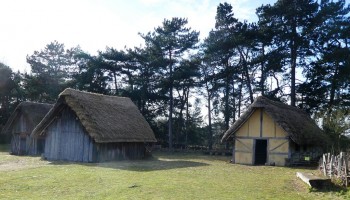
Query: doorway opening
xmin=254 ymin=139 xmax=267 ymax=165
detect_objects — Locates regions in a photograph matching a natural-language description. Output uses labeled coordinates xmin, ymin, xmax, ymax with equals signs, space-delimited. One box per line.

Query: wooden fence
xmin=319 ymin=152 xmax=350 ymax=186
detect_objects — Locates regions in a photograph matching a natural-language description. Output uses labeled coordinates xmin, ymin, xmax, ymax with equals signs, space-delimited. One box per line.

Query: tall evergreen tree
xmin=73 ymin=51 xmax=111 ymax=94
xmin=140 ymin=17 xmax=199 ymax=149
xmin=25 ymin=41 xmax=78 ymax=102
xmin=298 ymin=0 xmax=350 ymax=113
xmin=257 ymin=0 xmax=319 ymax=106
xmin=0 ymin=63 xmax=23 ymax=128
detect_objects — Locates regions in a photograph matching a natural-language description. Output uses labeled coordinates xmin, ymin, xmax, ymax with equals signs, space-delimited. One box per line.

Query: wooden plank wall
xmin=9 ymin=114 xmax=38 ymax=155
xmin=233 ymin=108 xmax=289 ymax=166
xmin=44 ymin=106 xmax=146 ymax=162
xmin=44 ymin=107 xmax=95 ymax=162
xmin=96 ymin=143 xmax=146 ymax=162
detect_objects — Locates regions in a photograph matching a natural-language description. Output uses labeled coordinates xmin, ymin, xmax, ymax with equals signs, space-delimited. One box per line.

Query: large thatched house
xmin=1 ymin=102 xmax=53 ymax=155
xmin=221 ymin=96 xmax=328 ymax=166
xmin=31 ymin=88 xmax=156 ymax=162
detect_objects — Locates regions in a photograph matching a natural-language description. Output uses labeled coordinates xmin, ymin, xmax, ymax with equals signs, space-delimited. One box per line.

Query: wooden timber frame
xmin=232 ymin=108 xmax=290 ymax=166
xmin=222 ymin=96 xmax=327 ymax=166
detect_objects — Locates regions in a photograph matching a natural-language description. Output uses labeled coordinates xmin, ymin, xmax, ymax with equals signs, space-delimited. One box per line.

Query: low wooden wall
xmin=96 ymin=142 xmax=146 ymax=162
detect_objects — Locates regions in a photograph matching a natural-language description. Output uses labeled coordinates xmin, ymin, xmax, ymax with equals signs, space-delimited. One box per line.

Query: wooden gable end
xmin=233 ymin=108 xmax=290 ymax=166
xmin=44 ymin=106 xmax=95 ymax=162
xmin=262 ymin=111 xmax=288 ymax=138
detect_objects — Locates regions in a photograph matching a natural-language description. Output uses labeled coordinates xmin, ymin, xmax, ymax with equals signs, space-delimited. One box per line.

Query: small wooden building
xmin=221 ymin=96 xmax=328 ymax=166
xmin=31 ymin=88 xmax=157 ymax=162
xmin=1 ymin=102 xmax=53 ymax=155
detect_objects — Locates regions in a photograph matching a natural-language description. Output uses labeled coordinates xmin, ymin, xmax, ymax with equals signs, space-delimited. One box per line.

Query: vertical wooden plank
xmin=338 ymin=153 xmax=342 ymax=178
xmin=323 ymin=154 xmax=327 ymax=176
xmin=345 ymin=152 xmax=348 ymax=187
xmin=88 ymin=139 xmax=93 ymax=162
xmin=330 ymin=155 xmax=334 ymax=177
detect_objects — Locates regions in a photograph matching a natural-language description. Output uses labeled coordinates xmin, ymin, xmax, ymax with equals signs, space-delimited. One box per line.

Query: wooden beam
xmin=296 ymin=172 xmax=331 ymax=188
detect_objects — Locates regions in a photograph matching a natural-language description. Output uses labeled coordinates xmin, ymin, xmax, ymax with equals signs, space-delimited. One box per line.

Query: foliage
xmin=139 ymin=17 xmax=199 ymax=149
xmin=321 ymin=109 xmax=350 ymax=153
xmin=25 ymin=41 xmax=79 ymax=103
xmin=73 ymin=51 xmax=111 ymax=94
xmin=1 ymin=0 xmax=350 ymax=149
xmin=0 ymin=63 xmax=23 ymax=143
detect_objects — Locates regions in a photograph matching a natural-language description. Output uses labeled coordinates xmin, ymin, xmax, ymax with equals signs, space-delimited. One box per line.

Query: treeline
xmin=1 ymin=0 xmax=350 ymax=151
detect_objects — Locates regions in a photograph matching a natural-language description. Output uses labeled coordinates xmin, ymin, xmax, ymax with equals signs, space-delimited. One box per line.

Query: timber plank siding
xmin=32 ymin=88 xmax=157 ymax=163
xmin=9 ymin=113 xmax=43 ymax=155
xmin=2 ymin=102 xmax=53 ymax=156
xmin=43 ymin=107 xmax=147 ymax=162
xmin=44 ymin=107 xmax=96 ymax=162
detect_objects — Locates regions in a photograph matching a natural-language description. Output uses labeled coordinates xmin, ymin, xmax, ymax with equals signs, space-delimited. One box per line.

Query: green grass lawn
xmin=0 ymin=150 xmax=348 ymax=200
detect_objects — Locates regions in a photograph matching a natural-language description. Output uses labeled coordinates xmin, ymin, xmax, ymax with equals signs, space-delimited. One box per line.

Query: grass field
xmin=0 ymin=148 xmax=348 ymax=200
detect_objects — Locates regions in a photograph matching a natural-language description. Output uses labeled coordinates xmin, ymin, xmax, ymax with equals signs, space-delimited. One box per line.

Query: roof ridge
xmin=60 ymin=88 xmax=129 ymax=100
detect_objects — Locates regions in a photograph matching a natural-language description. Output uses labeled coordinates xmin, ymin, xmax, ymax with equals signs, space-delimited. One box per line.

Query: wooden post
xmin=330 ymin=155 xmax=334 ymax=177
xmin=338 ymin=153 xmax=343 ymax=179
xmin=345 ymin=152 xmax=348 ymax=187
xmin=327 ymin=153 xmax=330 ymax=163
xmin=323 ymin=154 xmax=327 ymax=177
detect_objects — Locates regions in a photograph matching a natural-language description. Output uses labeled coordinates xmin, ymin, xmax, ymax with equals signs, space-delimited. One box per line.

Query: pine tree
xmin=140 ymin=18 xmax=199 ymax=149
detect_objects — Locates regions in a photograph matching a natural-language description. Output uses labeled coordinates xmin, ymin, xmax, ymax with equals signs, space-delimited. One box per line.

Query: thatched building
xmin=221 ymin=96 xmax=328 ymax=166
xmin=1 ymin=102 xmax=53 ymax=155
xmin=31 ymin=88 xmax=156 ymax=162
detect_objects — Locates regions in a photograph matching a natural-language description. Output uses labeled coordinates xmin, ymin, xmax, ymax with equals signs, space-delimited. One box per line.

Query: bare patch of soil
xmin=0 ymin=152 xmax=49 ymax=171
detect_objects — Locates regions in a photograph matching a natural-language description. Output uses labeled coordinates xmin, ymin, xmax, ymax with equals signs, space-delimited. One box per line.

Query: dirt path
xmin=0 ymin=152 xmax=50 ymax=171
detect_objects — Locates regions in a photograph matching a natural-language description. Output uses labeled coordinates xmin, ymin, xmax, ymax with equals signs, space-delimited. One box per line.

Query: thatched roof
xmin=32 ymin=88 xmax=157 ymax=143
xmin=221 ymin=96 xmax=328 ymax=145
xmin=1 ymin=102 xmax=53 ymax=135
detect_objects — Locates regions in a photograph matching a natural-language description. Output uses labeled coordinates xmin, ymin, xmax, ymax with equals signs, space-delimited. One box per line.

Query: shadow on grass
xmin=286 ymin=165 xmax=319 ymax=170
xmin=309 ymin=182 xmax=348 ymax=195
xmin=153 ymin=151 xmax=231 ymax=162
xmin=48 ymin=156 xmax=210 ymax=172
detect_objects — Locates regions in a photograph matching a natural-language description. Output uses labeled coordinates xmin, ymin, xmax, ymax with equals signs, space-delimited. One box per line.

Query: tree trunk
xmin=176 ymin=89 xmax=186 ymax=146
xmin=224 ymin=67 xmax=230 ymax=131
xmin=328 ymin=66 xmax=339 ymax=114
xmin=231 ymin=78 xmax=236 ymax=123
xmin=113 ymin=71 xmax=118 ymax=95
xmin=185 ymin=89 xmax=190 ymax=147
xmin=237 ymin=47 xmax=254 ymax=103
xmin=207 ymin=85 xmax=213 ymax=150
xmin=290 ymin=19 xmax=297 ymax=107
xmin=260 ymin=44 xmax=265 ymax=96
xmin=168 ymin=51 xmax=173 ymax=150
xmin=290 ymin=51 xmax=296 ymax=107
xmin=238 ymin=74 xmax=243 ymax=117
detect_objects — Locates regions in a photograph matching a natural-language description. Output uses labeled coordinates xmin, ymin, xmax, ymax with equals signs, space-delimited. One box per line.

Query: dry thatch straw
xmin=1 ymin=102 xmax=53 ymax=135
xmin=222 ymin=96 xmax=328 ymax=145
xmin=32 ymin=88 xmax=157 ymax=143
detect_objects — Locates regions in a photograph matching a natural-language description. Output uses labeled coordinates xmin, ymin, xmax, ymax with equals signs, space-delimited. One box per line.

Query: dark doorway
xmin=37 ymin=138 xmax=45 ymax=154
xmin=254 ymin=139 xmax=267 ymax=165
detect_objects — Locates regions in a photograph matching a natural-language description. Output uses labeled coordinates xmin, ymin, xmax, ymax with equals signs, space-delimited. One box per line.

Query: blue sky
xmin=0 ymin=0 xmax=275 ymax=72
